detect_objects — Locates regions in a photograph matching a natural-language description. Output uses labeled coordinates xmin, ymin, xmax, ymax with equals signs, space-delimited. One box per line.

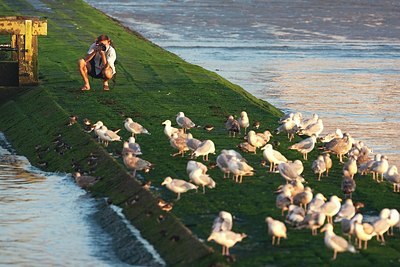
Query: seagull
xmin=296 ymin=211 xmax=326 ymax=236
xmin=276 ymin=186 xmax=293 ymax=216
xmin=288 ymin=134 xmax=317 ymax=160
xmin=299 ymin=113 xmax=319 ymax=129
xmin=124 ymin=118 xmax=150 ymax=137
xmin=354 ymin=217 xmax=376 ymax=249
xmin=227 ymin=157 xmax=254 ymax=183
xmin=298 ymin=118 xmax=324 ymax=137
xmin=371 ymin=155 xmax=389 ymax=183
xmin=341 ymin=171 xmax=356 ymax=199
xmin=373 ymin=208 xmax=391 ymax=243
xmin=212 ymin=211 xmax=233 ymax=232
xmin=321 ymin=223 xmax=356 ymax=260
xmin=321 ymin=195 xmax=342 ymax=224
xmin=278 ymin=162 xmax=304 ymax=184
xmin=279 ymin=112 xmax=302 ymax=125
xmin=324 ymin=133 xmax=354 ymax=163
xmin=322 ymin=153 xmax=333 ymax=176
xmin=293 ymin=187 xmax=313 ymax=210
xmin=237 ymin=142 xmax=257 ymax=154
xmin=189 ymin=167 xmax=216 ymax=193
xmin=97 ymin=126 xmax=121 ymax=147
xmin=319 ymin=128 xmax=343 ymax=143
xmin=307 ymin=193 xmax=327 ymax=214
xmin=162 ymin=119 xmax=181 ymax=138
xmin=334 ymin=199 xmax=356 ymax=223
xmin=265 ymin=217 xmax=287 ymax=245
xmin=161 ymin=176 xmax=198 ymax=200
xmin=238 ymin=111 xmax=250 ymax=134
xmin=285 ymin=204 xmax=306 ymax=227
xmin=387 ymin=209 xmax=400 ymax=236
xmin=122 ymin=136 xmax=142 ymax=156
xmin=312 ymin=155 xmax=326 ymax=181
xmin=257 ymin=130 xmax=273 ymax=143
xmin=384 ymin=165 xmax=400 ymax=192
xmin=186 ymin=160 xmax=208 ymax=175
xmin=176 ymin=112 xmax=195 ymax=133
xmin=73 ymin=172 xmax=100 ymax=189
xmin=225 ymin=115 xmax=240 ymax=137
xmin=123 ymin=152 xmax=153 ymax=177
xmin=343 ymin=155 xmax=358 ymax=179
xmin=289 ymin=160 xmax=304 ymax=175
xmin=193 ymin=140 xmax=216 ymax=161
xmin=186 ymin=133 xmax=202 ymax=157
xmin=207 ymin=230 xmax=247 ymax=256
xmin=275 ymin=117 xmax=298 ymax=141
xmin=341 ymin=213 xmax=363 ymax=242
xmin=169 ymin=132 xmax=189 ymax=157
xmin=247 ymin=130 xmax=267 ymax=152
xmin=261 ymin=144 xmax=288 ymax=172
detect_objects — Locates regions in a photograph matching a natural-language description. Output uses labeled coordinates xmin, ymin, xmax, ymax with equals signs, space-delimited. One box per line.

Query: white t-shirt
xmin=87 ymin=43 xmax=117 ymax=76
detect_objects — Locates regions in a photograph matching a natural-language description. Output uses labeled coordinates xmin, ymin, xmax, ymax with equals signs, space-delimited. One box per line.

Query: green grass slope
xmin=0 ymin=0 xmax=399 ymax=266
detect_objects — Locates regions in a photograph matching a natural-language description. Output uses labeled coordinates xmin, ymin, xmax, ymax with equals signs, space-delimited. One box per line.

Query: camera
xmin=96 ymin=43 xmax=106 ymax=52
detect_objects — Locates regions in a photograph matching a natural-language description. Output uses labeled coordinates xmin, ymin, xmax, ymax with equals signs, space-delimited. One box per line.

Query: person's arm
xmin=84 ymin=43 xmax=97 ymax=62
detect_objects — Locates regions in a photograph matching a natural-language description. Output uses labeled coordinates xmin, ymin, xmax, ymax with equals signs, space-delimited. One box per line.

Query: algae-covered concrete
xmin=1 ymin=0 xmax=400 ymax=266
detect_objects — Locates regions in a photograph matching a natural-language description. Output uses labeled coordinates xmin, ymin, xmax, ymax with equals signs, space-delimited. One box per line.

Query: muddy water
xmin=84 ymin=0 xmax=400 ymax=166
xmin=0 ymin=134 xmax=165 ymax=266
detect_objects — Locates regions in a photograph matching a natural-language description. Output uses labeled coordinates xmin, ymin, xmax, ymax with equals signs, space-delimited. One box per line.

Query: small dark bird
xmin=73 ymin=172 xmax=100 ymax=189
xmin=253 ymin=120 xmax=261 ymax=129
xmin=68 ymin=115 xmax=78 ymax=126
xmin=142 ymin=180 xmax=152 ymax=190
xmin=83 ymin=118 xmax=94 ymax=133
xmin=204 ymin=124 xmax=214 ymax=132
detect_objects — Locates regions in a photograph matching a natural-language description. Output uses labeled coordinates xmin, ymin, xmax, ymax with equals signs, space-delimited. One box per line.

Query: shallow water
xmin=0 ymin=134 xmax=165 ymax=267
xmin=84 ymin=0 xmax=400 ymax=166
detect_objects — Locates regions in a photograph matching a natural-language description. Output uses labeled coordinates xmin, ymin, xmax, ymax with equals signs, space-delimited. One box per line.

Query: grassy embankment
xmin=0 ymin=0 xmax=399 ymax=266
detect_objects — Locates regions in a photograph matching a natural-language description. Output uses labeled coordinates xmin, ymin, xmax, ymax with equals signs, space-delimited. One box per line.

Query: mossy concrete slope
xmin=1 ymin=0 xmax=399 ymax=267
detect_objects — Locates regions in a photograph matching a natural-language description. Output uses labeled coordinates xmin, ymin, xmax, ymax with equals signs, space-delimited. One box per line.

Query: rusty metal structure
xmin=0 ymin=16 xmax=47 ymax=86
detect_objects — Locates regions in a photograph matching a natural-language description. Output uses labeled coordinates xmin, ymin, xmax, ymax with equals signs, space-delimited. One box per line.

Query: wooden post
xmin=0 ymin=16 xmax=47 ymax=86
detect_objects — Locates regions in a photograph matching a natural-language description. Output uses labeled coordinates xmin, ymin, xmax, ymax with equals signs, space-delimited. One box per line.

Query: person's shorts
xmin=88 ymin=58 xmax=104 ymax=79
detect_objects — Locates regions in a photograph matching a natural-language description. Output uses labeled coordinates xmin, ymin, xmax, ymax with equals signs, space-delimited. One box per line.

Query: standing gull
xmin=261 ymin=144 xmax=288 ymax=172
xmin=321 ymin=223 xmax=356 ymax=260
xmin=238 ymin=111 xmax=250 ymax=134
xmin=189 ymin=167 xmax=216 ymax=193
xmin=321 ymin=195 xmax=342 ymax=224
xmin=225 ymin=115 xmax=240 ymax=137
xmin=265 ymin=217 xmax=287 ymax=245
xmin=384 ymin=165 xmax=400 ymax=192
xmin=312 ymin=155 xmax=326 ymax=181
xmin=124 ymin=118 xmax=150 ymax=137
xmin=161 ymin=176 xmax=197 ymax=200
xmin=207 ymin=230 xmax=247 ymax=256
xmin=278 ymin=162 xmax=304 ymax=184
xmin=289 ymin=134 xmax=317 ymax=160
xmin=123 ymin=152 xmax=153 ymax=177
xmin=162 ymin=119 xmax=181 ymax=138
xmin=176 ymin=112 xmax=195 ymax=133
xmin=324 ymin=133 xmax=353 ymax=163
xmin=193 ymin=140 xmax=216 ymax=161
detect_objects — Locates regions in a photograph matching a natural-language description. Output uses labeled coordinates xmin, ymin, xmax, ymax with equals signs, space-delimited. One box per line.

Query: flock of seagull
xmin=74 ymin=109 xmax=400 ymax=261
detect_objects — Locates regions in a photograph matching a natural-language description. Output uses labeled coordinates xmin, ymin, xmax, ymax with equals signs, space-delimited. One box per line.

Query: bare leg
xmin=78 ymin=59 xmax=91 ymax=89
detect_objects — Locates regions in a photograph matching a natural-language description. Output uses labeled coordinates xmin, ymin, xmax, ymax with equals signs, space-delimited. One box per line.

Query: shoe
xmin=103 ymin=84 xmax=109 ymax=91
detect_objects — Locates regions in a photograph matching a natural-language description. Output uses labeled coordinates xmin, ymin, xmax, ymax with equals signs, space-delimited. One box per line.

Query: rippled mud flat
xmin=85 ymin=0 xmax=400 ymax=166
